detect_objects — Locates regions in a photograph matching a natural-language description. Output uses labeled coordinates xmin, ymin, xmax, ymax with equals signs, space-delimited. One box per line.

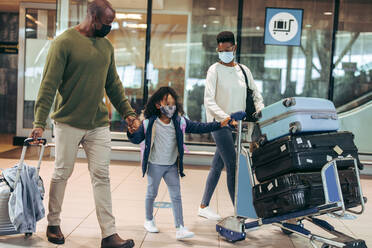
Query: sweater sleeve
xmin=204 ymin=65 xmax=230 ymax=121
xmin=105 ymin=46 xmax=136 ymax=120
xmin=127 ymin=123 xmax=145 ymax=144
xmin=33 ymin=39 xmax=67 ymax=129
xmin=184 ymin=117 xmax=221 ymax=134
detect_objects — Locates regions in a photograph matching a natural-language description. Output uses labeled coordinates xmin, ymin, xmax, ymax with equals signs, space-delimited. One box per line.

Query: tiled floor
xmin=0 ymin=150 xmax=371 ymax=248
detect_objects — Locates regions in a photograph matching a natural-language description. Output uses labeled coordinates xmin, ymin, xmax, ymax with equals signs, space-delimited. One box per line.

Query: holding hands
xmin=126 ymin=116 xmax=141 ymax=134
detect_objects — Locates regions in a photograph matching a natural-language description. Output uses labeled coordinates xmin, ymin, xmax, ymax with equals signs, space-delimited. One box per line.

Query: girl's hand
xmin=220 ymin=117 xmax=231 ymax=127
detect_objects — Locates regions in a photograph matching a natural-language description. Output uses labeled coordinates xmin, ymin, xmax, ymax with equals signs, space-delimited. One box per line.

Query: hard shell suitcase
xmin=0 ymin=177 xmax=18 ymax=235
xmin=0 ymin=138 xmax=46 ymax=236
xmin=252 ymin=131 xmax=361 ymax=182
xmin=257 ymin=97 xmax=339 ymax=143
xmin=252 ymin=169 xmax=361 ymax=218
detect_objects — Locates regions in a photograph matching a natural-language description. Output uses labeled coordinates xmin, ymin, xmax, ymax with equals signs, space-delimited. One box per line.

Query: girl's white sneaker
xmin=144 ymin=220 xmax=159 ymax=233
xmin=176 ymin=225 xmax=194 ymax=240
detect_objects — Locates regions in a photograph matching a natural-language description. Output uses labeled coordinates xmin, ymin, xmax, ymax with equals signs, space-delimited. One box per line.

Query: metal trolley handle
xmin=13 ymin=138 xmax=47 ymax=189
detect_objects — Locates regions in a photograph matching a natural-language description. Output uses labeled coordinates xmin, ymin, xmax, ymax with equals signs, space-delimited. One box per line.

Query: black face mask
xmin=94 ymin=23 xmax=111 ymax=37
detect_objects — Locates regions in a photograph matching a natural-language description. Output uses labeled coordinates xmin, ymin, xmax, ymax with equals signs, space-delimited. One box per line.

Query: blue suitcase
xmin=257 ymin=97 xmax=339 ymax=143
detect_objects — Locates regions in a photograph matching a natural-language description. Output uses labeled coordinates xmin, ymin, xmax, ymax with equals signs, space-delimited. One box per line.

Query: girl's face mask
xmin=160 ymin=105 xmax=176 ymax=118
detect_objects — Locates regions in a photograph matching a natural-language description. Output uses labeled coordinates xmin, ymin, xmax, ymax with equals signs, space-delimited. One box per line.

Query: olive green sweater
xmin=33 ymin=28 xmax=135 ymax=130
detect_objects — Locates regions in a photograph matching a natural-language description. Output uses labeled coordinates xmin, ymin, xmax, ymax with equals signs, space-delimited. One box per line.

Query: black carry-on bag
xmin=252 ymin=131 xmax=362 ymax=182
xmin=252 ymin=168 xmax=362 ymax=218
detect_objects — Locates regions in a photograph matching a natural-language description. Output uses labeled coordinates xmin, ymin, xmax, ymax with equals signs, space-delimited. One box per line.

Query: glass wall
xmin=241 ymin=0 xmax=334 ymax=106
xmin=106 ymin=9 xmax=147 ymax=132
xmin=333 ymin=0 xmax=372 ymax=107
xmin=27 ymin=0 xmax=372 ymax=143
xmin=23 ymin=8 xmax=56 ymax=128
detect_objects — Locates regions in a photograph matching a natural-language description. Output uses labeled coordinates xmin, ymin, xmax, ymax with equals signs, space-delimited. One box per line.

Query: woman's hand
xmin=220 ymin=117 xmax=230 ymax=127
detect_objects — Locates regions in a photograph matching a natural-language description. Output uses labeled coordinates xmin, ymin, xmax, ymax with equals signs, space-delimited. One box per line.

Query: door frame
xmin=16 ymin=2 xmax=56 ymax=139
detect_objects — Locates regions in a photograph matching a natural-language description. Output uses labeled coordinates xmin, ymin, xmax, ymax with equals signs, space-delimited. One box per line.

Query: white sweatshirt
xmin=204 ymin=62 xmax=264 ymax=123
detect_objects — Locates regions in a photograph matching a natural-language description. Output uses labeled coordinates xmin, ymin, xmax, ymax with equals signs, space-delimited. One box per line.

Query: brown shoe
xmin=101 ymin=233 xmax=134 ymax=248
xmin=46 ymin=225 xmax=65 ymax=244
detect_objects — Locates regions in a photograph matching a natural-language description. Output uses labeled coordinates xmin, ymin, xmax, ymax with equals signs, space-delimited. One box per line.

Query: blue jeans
xmin=145 ymin=162 xmax=184 ymax=228
xmin=201 ymin=127 xmax=236 ymax=206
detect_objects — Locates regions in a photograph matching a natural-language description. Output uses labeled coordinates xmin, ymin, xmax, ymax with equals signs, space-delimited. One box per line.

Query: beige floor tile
xmin=0 ymin=233 xmax=57 ymax=248
xmin=1 ymin=157 xmax=372 ymax=248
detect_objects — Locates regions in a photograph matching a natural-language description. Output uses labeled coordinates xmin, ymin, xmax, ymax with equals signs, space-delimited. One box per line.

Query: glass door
xmin=16 ymin=3 xmax=56 ymax=138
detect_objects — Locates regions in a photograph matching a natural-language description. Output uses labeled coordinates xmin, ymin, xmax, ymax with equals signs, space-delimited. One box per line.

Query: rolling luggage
xmin=0 ymin=138 xmax=46 ymax=236
xmin=256 ymin=97 xmax=339 ymax=143
xmin=0 ymin=177 xmax=18 ymax=235
xmin=252 ymin=168 xmax=361 ymax=218
xmin=252 ymin=131 xmax=361 ymax=182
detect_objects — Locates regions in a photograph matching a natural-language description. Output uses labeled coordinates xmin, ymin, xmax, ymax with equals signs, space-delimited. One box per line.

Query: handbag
xmin=237 ymin=64 xmax=257 ymax=122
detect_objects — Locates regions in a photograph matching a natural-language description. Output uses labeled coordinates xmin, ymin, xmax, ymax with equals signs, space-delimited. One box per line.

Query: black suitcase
xmin=252 ymin=131 xmax=361 ymax=182
xmin=252 ymin=169 xmax=361 ymax=218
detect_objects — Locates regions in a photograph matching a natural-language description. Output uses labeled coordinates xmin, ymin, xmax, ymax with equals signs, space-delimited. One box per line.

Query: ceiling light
xmin=324 ymin=12 xmax=333 ymax=15
xmin=256 ymin=26 xmax=260 ymax=30
xmin=111 ymin=22 xmax=119 ymax=30
xmin=203 ymin=24 xmax=207 ymax=28
xmin=213 ymin=20 xmax=220 ymax=24
xmin=122 ymin=22 xmax=147 ymax=29
xmin=305 ymin=24 xmax=312 ymax=28
xmin=116 ymin=13 xmax=142 ymax=20
xmin=208 ymin=7 xmax=216 ymax=11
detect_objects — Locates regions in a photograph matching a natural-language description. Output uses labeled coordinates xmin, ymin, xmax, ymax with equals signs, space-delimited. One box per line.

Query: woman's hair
xmin=217 ymin=31 xmax=235 ymax=45
xmin=144 ymin=86 xmax=184 ymax=118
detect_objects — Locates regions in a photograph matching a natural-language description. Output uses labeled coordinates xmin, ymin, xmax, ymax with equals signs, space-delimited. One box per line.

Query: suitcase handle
xmin=24 ymin=137 xmax=47 ymax=146
xmin=282 ymin=98 xmax=296 ymax=107
xmin=13 ymin=138 xmax=47 ymax=191
xmin=311 ymin=114 xmax=337 ymax=120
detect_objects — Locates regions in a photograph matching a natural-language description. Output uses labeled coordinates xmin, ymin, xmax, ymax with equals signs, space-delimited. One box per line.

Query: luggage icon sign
xmin=269 ymin=12 xmax=298 ymax=42
xmin=273 ymin=19 xmax=294 ymax=35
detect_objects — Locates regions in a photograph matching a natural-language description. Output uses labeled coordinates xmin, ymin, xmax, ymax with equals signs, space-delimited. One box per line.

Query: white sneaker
xmin=176 ymin=225 xmax=194 ymax=240
xmin=198 ymin=206 xmax=222 ymax=221
xmin=144 ymin=220 xmax=159 ymax=233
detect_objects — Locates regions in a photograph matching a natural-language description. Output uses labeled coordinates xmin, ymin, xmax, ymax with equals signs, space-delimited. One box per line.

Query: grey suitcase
xmin=0 ymin=177 xmax=18 ymax=235
xmin=0 ymin=138 xmax=46 ymax=236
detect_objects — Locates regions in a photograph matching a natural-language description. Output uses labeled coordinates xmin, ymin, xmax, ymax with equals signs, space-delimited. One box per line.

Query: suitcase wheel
xmin=24 ymin=232 xmax=32 ymax=239
xmin=282 ymin=98 xmax=296 ymax=107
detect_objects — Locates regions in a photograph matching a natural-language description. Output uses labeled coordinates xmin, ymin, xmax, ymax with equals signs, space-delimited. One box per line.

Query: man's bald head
xmin=87 ymin=0 xmax=115 ymax=19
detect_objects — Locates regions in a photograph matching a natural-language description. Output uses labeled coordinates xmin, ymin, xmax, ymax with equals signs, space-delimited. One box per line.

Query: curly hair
xmin=217 ymin=31 xmax=235 ymax=45
xmin=144 ymin=87 xmax=184 ymax=118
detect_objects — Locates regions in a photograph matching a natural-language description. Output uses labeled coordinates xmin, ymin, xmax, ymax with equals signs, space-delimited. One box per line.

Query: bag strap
xmin=237 ymin=63 xmax=252 ymax=92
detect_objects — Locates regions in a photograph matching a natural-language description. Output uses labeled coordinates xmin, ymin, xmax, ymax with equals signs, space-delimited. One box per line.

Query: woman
xmin=198 ymin=31 xmax=264 ymax=220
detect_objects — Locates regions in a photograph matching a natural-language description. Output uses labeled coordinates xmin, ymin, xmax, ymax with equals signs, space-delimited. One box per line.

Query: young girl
xmin=127 ymin=87 xmax=237 ymax=240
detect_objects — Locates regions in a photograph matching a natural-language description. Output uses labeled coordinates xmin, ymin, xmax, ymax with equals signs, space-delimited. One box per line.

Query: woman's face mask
xmin=218 ymin=51 xmax=234 ymax=63
xmin=160 ymin=105 xmax=176 ymax=118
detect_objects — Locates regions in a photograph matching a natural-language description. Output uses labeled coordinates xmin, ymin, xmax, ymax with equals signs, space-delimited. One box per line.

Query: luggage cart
xmin=0 ymin=138 xmax=47 ymax=238
xmin=216 ymin=120 xmax=367 ymax=248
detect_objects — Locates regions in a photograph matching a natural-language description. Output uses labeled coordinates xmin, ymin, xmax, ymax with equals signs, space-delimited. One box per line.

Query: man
xmin=199 ymin=31 xmax=264 ymax=220
xmin=30 ymin=0 xmax=139 ymax=247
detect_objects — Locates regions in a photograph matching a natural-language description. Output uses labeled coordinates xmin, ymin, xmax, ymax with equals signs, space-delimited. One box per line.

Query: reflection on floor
xmin=0 ymin=134 xmax=16 ymax=153
xmin=0 ymin=148 xmax=371 ymax=248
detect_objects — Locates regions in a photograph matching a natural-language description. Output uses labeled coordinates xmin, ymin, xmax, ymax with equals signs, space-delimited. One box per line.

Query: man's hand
xmin=126 ymin=116 xmax=141 ymax=134
xmin=30 ymin=127 xmax=44 ymax=144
